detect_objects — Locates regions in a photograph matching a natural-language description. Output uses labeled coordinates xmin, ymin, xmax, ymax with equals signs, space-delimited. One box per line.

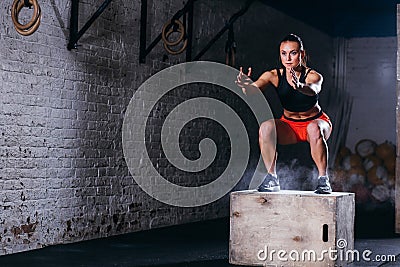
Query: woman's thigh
xmin=274 ymin=119 xmax=298 ymax=145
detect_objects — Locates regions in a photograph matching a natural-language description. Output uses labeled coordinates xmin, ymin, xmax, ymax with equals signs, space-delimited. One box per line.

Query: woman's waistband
xmin=282 ymin=111 xmax=324 ymax=122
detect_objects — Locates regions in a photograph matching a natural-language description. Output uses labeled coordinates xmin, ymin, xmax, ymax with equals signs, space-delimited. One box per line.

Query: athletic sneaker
xmin=258 ymin=173 xmax=280 ymax=192
xmin=314 ymin=176 xmax=332 ymax=194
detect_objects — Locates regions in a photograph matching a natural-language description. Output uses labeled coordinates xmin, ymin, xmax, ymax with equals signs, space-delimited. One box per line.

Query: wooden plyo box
xmin=229 ymin=190 xmax=355 ymax=267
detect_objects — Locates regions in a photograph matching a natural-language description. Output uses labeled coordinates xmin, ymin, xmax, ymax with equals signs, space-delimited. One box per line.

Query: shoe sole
xmin=314 ymin=189 xmax=332 ymax=194
xmin=258 ymin=185 xmax=280 ymax=192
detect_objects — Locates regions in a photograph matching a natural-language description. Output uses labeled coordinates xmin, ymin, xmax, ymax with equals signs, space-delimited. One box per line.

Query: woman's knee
xmin=307 ymin=122 xmax=323 ymax=141
xmin=259 ymin=119 xmax=276 ymax=140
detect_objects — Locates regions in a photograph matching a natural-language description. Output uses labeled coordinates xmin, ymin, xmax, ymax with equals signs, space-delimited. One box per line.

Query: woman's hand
xmin=235 ymin=67 xmax=253 ymax=95
xmin=290 ymin=67 xmax=321 ymax=96
xmin=290 ymin=67 xmax=303 ymax=90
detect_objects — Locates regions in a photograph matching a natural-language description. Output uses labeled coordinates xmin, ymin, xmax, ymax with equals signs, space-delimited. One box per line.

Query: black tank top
xmin=275 ymin=67 xmax=319 ymax=112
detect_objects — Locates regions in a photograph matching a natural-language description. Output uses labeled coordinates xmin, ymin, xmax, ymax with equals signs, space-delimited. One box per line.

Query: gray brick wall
xmin=345 ymin=37 xmax=397 ymax=150
xmin=0 ymin=0 xmax=334 ymax=255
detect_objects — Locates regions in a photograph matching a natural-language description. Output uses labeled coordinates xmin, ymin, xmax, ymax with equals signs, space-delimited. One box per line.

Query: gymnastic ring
xmin=12 ymin=0 xmax=40 ymax=30
xmin=161 ymin=19 xmax=185 ymax=47
xmin=14 ymin=12 xmax=41 ymax=36
xmin=14 ymin=11 xmax=41 ymax=36
xmin=163 ymin=39 xmax=187 ymax=55
xmin=163 ymin=29 xmax=187 ymax=55
xmin=11 ymin=0 xmax=41 ymax=36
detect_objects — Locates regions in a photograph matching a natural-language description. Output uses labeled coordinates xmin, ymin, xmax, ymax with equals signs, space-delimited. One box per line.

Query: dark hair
xmin=280 ymin=33 xmax=304 ymax=50
xmin=279 ymin=33 xmax=307 ymax=66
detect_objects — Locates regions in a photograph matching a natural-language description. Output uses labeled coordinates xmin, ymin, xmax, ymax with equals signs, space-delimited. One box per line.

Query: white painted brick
xmin=345 ymin=37 xmax=396 ymax=150
xmin=0 ymin=0 xmax=337 ymax=256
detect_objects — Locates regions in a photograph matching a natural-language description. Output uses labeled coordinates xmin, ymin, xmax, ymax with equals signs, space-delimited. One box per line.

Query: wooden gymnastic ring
xmin=163 ymin=29 xmax=187 ymax=55
xmin=14 ymin=12 xmax=41 ymax=36
xmin=161 ymin=19 xmax=185 ymax=47
xmin=11 ymin=0 xmax=41 ymax=36
xmin=12 ymin=0 xmax=40 ymax=30
xmin=163 ymin=39 xmax=187 ymax=55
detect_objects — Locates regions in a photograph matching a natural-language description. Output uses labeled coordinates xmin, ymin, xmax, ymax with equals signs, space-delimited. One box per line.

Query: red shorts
xmin=279 ymin=111 xmax=332 ymax=142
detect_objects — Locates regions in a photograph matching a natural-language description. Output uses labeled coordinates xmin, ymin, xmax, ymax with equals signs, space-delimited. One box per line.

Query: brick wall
xmin=345 ymin=37 xmax=397 ymax=150
xmin=0 ymin=0 xmax=334 ymax=255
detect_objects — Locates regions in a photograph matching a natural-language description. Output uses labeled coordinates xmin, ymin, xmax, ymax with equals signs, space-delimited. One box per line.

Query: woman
xmin=236 ymin=33 xmax=332 ymax=194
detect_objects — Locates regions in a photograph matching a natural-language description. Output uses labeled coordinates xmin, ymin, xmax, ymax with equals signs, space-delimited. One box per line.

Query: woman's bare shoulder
xmin=258 ymin=68 xmax=280 ymax=80
xmin=306 ymin=67 xmax=323 ymax=83
xmin=256 ymin=68 xmax=280 ymax=88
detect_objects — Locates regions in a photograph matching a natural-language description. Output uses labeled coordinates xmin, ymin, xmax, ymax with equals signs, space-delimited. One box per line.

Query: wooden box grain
xmin=229 ymin=190 xmax=355 ymax=266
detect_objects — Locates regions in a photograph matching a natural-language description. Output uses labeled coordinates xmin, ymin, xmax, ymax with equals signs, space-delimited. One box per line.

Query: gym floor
xmin=0 ymin=205 xmax=399 ymax=267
